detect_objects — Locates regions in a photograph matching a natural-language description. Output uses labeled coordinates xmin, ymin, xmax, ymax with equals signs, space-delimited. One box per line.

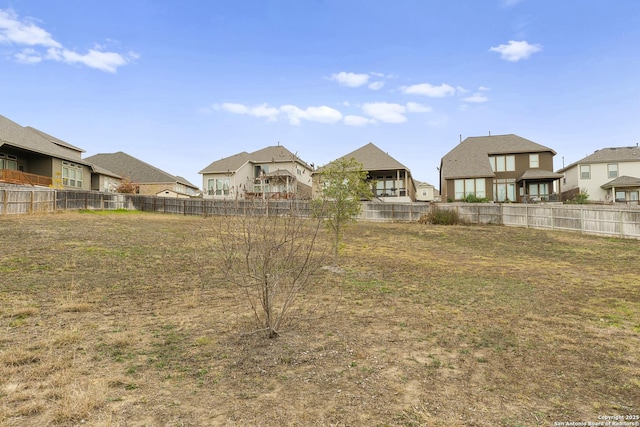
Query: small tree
xmin=218 ymin=202 xmax=327 ymax=338
xmin=313 ymin=157 xmax=373 ymax=262
xmin=115 ymin=177 xmax=139 ymax=194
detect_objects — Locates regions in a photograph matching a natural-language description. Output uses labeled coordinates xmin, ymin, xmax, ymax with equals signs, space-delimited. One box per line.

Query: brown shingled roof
xmin=441 ymin=134 xmax=556 ymax=179
xmin=317 ymin=142 xmax=409 ymax=171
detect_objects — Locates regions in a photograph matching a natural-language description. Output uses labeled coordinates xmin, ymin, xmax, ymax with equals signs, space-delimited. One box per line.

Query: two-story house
xmin=440 ymin=134 xmax=563 ymax=202
xmin=199 ymin=145 xmax=314 ymax=200
xmin=0 ymin=114 xmax=104 ymax=190
xmin=313 ymin=142 xmax=416 ymax=202
xmin=556 ymin=146 xmax=640 ymax=203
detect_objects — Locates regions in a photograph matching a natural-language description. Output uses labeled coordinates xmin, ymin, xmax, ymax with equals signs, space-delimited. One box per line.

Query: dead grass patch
xmin=0 ymin=212 xmax=638 ymax=425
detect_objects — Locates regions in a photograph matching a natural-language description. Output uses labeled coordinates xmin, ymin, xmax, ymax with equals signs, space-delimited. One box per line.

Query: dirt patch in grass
xmin=1 ymin=212 xmax=638 ymax=426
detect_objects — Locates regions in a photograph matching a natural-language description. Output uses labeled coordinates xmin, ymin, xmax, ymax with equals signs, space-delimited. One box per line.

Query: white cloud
xmin=219 ymin=102 xmax=249 ymax=114
xmin=400 ymin=83 xmax=456 ymax=97
xmin=14 ymin=48 xmax=41 ymax=64
xmin=0 ymin=8 xmax=133 ymax=72
xmin=360 ymin=101 xmax=431 ymax=124
xmin=362 ymin=102 xmax=407 ymax=123
xmin=330 ymin=71 xmax=370 ymax=88
xmin=216 ymin=100 xmax=430 ymax=126
xmin=218 ymin=102 xmax=280 ymax=121
xmin=368 ymin=81 xmax=385 ymax=90
xmin=406 ymin=102 xmax=432 ymax=113
xmin=463 ymin=93 xmax=489 ymax=103
xmin=281 ymin=105 xmax=343 ymax=125
xmin=344 ymin=115 xmax=377 ymax=127
xmin=0 ymin=9 xmax=61 ymax=47
xmin=46 ymin=47 xmax=130 ymax=73
xmin=489 ymin=40 xmax=542 ymax=62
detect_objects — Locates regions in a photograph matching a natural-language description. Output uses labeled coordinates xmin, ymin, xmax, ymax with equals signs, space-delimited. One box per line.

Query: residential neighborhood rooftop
xmin=441 ymin=134 xmax=557 ymax=179
xmin=317 ymin=142 xmax=409 ymax=172
xmin=557 ymin=146 xmax=640 ymax=172
xmin=85 ymin=151 xmax=197 ymax=187
xmin=0 ymin=114 xmax=86 ymax=163
xmin=199 ymin=145 xmax=311 ymax=174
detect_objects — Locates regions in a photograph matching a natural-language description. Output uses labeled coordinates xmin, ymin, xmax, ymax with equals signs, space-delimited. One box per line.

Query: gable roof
xmin=601 ymin=175 xmax=640 ymax=189
xmin=441 ymin=134 xmax=556 ymax=179
xmin=25 ymin=126 xmax=85 ymax=153
xmin=0 ymin=115 xmax=86 ymax=162
xmin=557 ymin=146 xmax=640 ymax=173
xmin=85 ymin=151 xmax=197 ymax=188
xmin=319 ymin=142 xmax=410 ymax=172
xmin=199 ymin=145 xmax=311 ymax=174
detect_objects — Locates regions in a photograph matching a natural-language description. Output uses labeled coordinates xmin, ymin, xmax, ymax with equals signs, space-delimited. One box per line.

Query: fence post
xmin=3 ymin=189 xmax=7 ymax=215
xmin=619 ymin=208 xmax=624 ymax=238
xmin=30 ymin=190 xmax=34 ymax=214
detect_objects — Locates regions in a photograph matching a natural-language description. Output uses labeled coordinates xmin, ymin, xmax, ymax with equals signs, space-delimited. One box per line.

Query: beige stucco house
xmin=199 ymin=145 xmax=313 ymax=200
xmin=556 ymin=146 xmax=640 ymax=203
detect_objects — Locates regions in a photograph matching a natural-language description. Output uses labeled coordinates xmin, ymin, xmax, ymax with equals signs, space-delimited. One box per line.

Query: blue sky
xmin=1 ymin=0 xmax=639 ymax=189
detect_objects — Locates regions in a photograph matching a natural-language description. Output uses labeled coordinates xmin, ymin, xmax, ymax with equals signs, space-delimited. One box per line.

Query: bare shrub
xmin=217 ymin=201 xmax=328 ymax=338
xmin=420 ymin=206 xmax=461 ymax=225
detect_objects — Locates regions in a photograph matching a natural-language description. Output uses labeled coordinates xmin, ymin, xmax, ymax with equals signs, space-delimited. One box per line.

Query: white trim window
xmin=607 ymin=164 xmax=618 ymax=179
xmin=62 ymin=161 xmax=83 ymax=188
xmin=529 ymin=154 xmax=539 ymax=168
xmin=580 ymin=165 xmax=591 ymax=180
xmin=207 ymin=178 xmax=230 ymax=196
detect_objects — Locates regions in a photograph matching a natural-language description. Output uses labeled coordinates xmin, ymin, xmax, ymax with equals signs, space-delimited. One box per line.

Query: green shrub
xmin=463 ymin=194 xmax=490 ymax=203
xmin=566 ymin=189 xmax=589 ymax=204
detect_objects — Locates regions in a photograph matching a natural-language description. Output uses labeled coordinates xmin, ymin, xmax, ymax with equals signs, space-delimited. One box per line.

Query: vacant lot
xmin=1 ymin=211 xmax=638 ymax=426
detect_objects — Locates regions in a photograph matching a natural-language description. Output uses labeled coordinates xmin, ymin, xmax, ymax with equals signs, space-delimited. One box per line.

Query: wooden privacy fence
xmin=3 ymin=187 xmax=640 ymax=239
xmin=1 ymin=188 xmax=131 ymax=215
xmin=0 ymin=188 xmax=56 ymax=214
xmin=437 ymin=203 xmax=640 ymax=239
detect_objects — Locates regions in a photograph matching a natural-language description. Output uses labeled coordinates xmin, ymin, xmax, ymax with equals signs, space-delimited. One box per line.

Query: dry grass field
xmin=1 ymin=211 xmax=638 ymax=426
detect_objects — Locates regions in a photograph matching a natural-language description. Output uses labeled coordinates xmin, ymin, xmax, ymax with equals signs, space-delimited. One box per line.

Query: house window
xmin=529 ymin=183 xmax=549 ymax=197
xmin=580 ymin=165 xmax=591 ymax=179
xmin=62 ymin=162 xmax=83 ymax=188
xmin=607 ymin=164 xmax=618 ymax=179
xmin=490 ymin=155 xmax=515 ymax=172
xmin=529 ymin=154 xmax=539 ymax=168
xmin=493 ymin=178 xmax=516 ymax=202
xmin=0 ymin=153 xmax=18 ymax=170
xmin=375 ymin=175 xmax=404 ymax=197
xmin=207 ymin=178 xmax=230 ymax=196
xmin=454 ymin=178 xmax=485 ymax=200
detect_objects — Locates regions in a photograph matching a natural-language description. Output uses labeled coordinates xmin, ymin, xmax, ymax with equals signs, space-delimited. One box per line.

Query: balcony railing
xmin=0 ymin=169 xmax=53 ymax=187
